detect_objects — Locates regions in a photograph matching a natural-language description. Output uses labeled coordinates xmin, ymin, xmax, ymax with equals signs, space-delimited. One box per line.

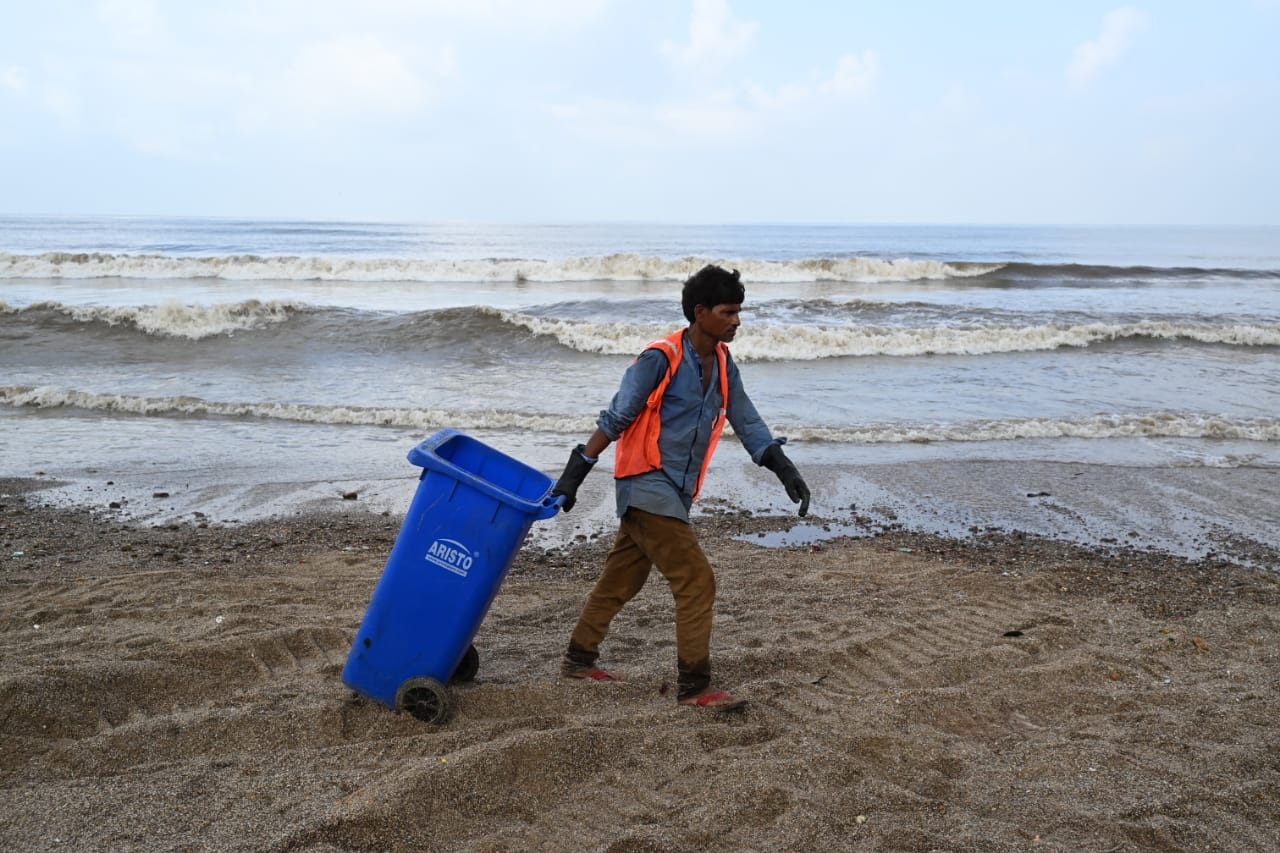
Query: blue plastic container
xmin=341 ymin=429 xmax=561 ymax=721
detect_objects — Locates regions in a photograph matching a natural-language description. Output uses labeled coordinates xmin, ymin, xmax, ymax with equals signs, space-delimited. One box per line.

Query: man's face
xmin=695 ymin=302 xmax=742 ymax=343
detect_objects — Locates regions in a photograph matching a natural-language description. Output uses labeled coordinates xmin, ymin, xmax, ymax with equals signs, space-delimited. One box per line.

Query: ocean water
xmin=2 ymin=216 xmax=1278 ymax=563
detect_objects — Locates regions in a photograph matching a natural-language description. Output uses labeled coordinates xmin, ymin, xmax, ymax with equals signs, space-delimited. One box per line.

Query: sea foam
xmin=788 ymin=412 xmax=1280 ymax=444
xmin=0 ymin=386 xmax=594 ymax=433
xmin=9 ymin=299 xmax=303 ymax=339
xmin=498 ymin=311 xmax=1280 ymax=359
xmin=9 ymin=298 xmax=1278 ymax=354
xmin=4 ymin=385 xmax=1277 ymax=445
xmin=0 ymin=251 xmax=1000 ymax=283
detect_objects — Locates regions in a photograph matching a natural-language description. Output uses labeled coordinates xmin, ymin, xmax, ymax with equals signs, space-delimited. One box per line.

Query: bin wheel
xmin=451 ymin=644 xmax=480 ymax=683
xmin=395 ymin=677 xmax=455 ymax=724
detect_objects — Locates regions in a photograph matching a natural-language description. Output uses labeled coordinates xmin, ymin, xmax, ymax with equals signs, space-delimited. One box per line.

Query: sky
xmin=1 ymin=0 xmax=1278 ymax=225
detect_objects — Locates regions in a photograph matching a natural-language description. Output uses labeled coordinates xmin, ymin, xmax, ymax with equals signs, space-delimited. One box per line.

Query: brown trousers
xmin=565 ymin=508 xmax=715 ymax=699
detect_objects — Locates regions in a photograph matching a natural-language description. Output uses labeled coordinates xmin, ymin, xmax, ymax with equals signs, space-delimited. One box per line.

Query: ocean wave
xmin=4 ymin=386 xmax=1277 ymax=445
xmin=997 ymin=261 xmax=1280 ymax=281
xmin=0 ymin=251 xmax=1000 ymax=284
xmin=6 ymin=299 xmax=1278 ymax=354
xmin=6 ymin=299 xmax=1279 ymax=354
xmin=788 ymin=412 xmax=1280 ymax=444
xmin=2 ymin=299 xmax=306 ymax=339
xmin=498 ymin=312 xmax=1280 ymax=359
xmin=0 ymin=386 xmax=595 ymax=433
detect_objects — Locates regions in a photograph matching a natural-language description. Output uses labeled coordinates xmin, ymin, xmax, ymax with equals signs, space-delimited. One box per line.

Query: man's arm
xmin=581 ymin=428 xmax=612 ymax=460
xmin=551 ymin=349 xmax=667 ymax=512
xmin=722 ymin=355 xmax=776 ymax=462
xmin=724 ymin=356 xmax=810 ymax=517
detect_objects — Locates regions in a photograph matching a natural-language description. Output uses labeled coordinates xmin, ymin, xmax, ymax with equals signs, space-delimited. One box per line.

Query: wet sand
xmin=2 ymin=477 xmax=1278 ymax=851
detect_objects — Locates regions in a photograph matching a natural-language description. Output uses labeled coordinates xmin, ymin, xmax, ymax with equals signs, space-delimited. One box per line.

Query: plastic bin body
xmin=341 ymin=429 xmax=560 ymax=710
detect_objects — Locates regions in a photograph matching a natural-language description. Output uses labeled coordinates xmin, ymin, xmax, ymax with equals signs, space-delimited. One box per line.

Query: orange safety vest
xmin=613 ymin=329 xmax=729 ymax=501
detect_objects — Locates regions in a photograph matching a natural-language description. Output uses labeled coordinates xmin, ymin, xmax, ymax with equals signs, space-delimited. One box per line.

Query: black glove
xmin=761 ymin=443 xmax=810 ymax=517
xmin=551 ymin=445 xmax=597 ymax=512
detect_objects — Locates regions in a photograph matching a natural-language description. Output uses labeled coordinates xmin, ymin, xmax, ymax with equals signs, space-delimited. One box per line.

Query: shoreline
xmin=3 ymin=477 xmax=1279 ymax=849
xmin=9 ymin=440 xmax=1280 ymax=571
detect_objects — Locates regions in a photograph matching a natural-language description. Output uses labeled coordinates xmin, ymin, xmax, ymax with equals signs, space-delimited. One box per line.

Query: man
xmin=550 ymin=264 xmax=810 ymax=712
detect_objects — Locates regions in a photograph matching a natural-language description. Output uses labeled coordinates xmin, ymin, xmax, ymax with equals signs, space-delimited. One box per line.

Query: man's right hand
xmin=551 ymin=445 xmax=597 ymax=512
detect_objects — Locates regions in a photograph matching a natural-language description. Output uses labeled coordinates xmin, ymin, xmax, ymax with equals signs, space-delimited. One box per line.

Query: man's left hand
xmin=761 ymin=444 xmax=810 ymax=517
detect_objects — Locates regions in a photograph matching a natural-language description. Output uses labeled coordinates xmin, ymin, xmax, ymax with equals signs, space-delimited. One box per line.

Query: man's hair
xmin=681 ymin=264 xmax=745 ymax=322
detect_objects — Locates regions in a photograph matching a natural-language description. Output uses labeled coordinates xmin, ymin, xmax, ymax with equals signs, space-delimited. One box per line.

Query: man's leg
xmin=564 ymin=513 xmax=653 ymax=672
xmin=624 ymin=509 xmax=716 ymax=700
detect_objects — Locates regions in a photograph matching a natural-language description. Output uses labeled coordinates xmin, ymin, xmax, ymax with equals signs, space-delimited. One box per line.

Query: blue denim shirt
xmin=597 ymin=330 xmax=782 ymax=521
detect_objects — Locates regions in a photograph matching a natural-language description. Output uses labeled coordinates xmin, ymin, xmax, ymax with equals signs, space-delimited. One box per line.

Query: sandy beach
xmin=2 ymin=475 xmax=1278 ymax=851
xmin=5 ymin=1 xmax=1279 ymax=847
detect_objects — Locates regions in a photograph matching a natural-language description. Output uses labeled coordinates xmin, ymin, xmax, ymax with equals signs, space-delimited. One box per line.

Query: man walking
xmin=551 ymin=264 xmax=810 ymax=711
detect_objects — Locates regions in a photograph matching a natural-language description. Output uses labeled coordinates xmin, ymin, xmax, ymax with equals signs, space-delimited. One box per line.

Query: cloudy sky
xmin=2 ymin=1 xmax=1277 ymax=224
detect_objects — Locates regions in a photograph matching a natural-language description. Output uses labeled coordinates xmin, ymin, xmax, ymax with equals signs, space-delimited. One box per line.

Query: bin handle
xmin=409 ymin=429 xmax=564 ymax=521
xmin=541 ymin=493 xmax=567 ymax=518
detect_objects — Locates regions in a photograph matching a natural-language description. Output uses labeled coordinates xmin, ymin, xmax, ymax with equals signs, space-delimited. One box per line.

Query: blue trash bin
xmin=341 ymin=429 xmax=561 ymax=723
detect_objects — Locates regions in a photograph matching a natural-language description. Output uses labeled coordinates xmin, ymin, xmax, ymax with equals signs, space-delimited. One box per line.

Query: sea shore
xmin=2 ymin=476 xmax=1278 ymax=851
